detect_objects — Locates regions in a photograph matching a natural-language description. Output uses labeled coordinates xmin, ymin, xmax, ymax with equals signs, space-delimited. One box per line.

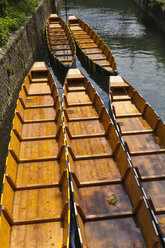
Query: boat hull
xmin=46 ymin=14 xmax=76 ymax=71
xmin=110 ymin=74 xmax=165 ymax=246
xmin=63 ymin=68 xmax=162 ymax=247
xmin=68 ymin=16 xmax=118 ymax=76
xmin=0 ymin=62 xmax=70 ymax=248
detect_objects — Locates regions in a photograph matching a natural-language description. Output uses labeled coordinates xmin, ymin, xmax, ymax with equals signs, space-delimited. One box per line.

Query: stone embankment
xmin=132 ymin=0 xmax=165 ymax=33
xmin=0 ymin=0 xmax=53 ymax=192
xmin=0 ymin=0 xmax=52 ymax=128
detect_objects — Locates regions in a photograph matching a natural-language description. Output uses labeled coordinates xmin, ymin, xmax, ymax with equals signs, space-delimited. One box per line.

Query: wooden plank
xmin=28 ymin=83 xmax=50 ymax=95
xmin=68 ymin=119 xmax=104 ymax=136
xmin=67 ymin=106 xmax=98 ymax=119
xmin=117 ymin=117 xmax=152 ymax=133
xmin=1 ymin=212 xmax=11 ymax=248
xmin=11 ymin=221 xmax=63 ymax=248
xmin=16 ymin=161 xmax=60 ymax=188
xmin=74 ymin=157 xmax=120 ymax=184
xmin=25 ymin=95 xmax=54 ymax=108
xmin=142 ymin=181 xmax=165 ymax=212
xmin=23 ymin=107 xmax=55 ymax=121
xmin=112 ymin=100 xmax=141 ymax=116
xmin=22 ymin=122 xmax=56 ymax=138
xmin=13 ymin=187 xmax=62 ymax=221
xmin=79 ymin=184 xmax=132 ymax=217
xmin=1 ymin=179 xmax=14 ymax=216
xmin=110 ymin=75 xmax=129 ymax=88
xmin=157 ymin=214 xmax=165 ymax=236
xmin=85 ymin=218 xmax=145 ymax=248
xmin=67 ymin=91 xmax=91 ymax=104
xmin=19 ymin=139 xmax=58 ymax=161
xmin=123 ymin=133 xmax=164 ymax=153
xmin=71 ymin=137 xmax=112 ymax=157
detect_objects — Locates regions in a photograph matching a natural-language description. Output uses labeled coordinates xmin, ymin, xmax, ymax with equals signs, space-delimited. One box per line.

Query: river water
xmin=59 ymin=0 xmax=165 ymax=121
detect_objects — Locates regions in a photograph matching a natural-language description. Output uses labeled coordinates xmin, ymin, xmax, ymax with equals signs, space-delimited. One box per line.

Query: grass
xmin=0 ymin=0 xmax=40 ymax=47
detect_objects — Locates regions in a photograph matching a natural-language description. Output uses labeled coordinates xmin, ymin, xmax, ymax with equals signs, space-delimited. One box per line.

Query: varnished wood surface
xmin=1 ymin=62 xmax=68 ymax=248
xmin=19 ymin=139 xmax=58 ymax=161
xmin=64 ymin=68 xmax=146 ymax=247
xmin=11 ymin=222 xmax=63 ymax=248
xmin=25 ymin=95 xmax=54 ymax=107
xmin=74 ymin=158 xmax=120 ymax=184
xmin=110 ymin=75 xmax=165 ymax=239
xmin=79 ymin=184 xmax=132 ymax=216
xmin=85 ymin=218 xmax=145 ymax=248
xmin=68 ymin=16 xmax=116 ymax=73
xmin=68 ymin=120 xmax=104 ymax=136
xmin=67 ymin=106 xmax=98 ymax=119
xmin=22 ymin=122 xmax=56 ymax=138
xmin=47 ymin=14 xmax=75 ymax=66
xmin=16 ymin=161 xmax=60 ymax=187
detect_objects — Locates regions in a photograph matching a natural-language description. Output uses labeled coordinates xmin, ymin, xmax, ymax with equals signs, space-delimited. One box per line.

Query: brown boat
xmin=0 ymin=62 xmax=70 ymax=248
xmin=110 ymin=75 xmax=165 ymax=246
xmin=68 ymin=16 xmax=118 ymax=76
xmin=46 ymin=14 xmax=76 ymax=70
xmin=63 ymin=68 xmax=162 ymax=247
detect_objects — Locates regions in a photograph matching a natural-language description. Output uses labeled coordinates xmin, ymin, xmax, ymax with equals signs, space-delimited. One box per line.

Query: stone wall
xmin=0 ymin=0 xmax=52 ymax=191
xmin=132 ymin=0 xmax=165 ymax=33
xmin=0 ymin=0 xmax=52 ymax=126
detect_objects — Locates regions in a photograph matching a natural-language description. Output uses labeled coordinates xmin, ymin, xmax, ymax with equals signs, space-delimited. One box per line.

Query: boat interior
xmin=68 ymin=16 xmax=116 ymax=73
xmin=47 ymin=14 xmax=75 ymax=66
xmin=0 ymin=62 xmax=70 ymax=248
xmin=110 ymin=75 xmax=165 ymax=239
xmin=62 ymin=68 xmax=161 ymax=247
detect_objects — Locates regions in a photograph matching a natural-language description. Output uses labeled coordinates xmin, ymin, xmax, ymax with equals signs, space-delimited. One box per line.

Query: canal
xmin=59 ymin=0 xmax=165 ymax=121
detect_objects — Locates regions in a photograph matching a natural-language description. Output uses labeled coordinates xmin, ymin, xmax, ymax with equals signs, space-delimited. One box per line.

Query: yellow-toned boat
xmin=62 ymin=68 xmax=162 ymax=247
xmin=110 ymin=75 xmax=165 ymax=246
xmin=68 ymin=16 xmax=117 ymax=76
xmin=46 ymin=14 xmax=76 ymax=70
xmin=0 ymin=62 xmax=70 ymax=248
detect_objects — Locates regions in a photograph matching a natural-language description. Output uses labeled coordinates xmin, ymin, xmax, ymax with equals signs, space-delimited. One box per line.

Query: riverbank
xmin=132 ymin=0 xmax=165 ymax=34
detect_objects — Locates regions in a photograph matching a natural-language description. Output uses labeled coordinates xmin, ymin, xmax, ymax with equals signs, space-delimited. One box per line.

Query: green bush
xmin=149 ymin=0 xmax=165 ymax=9
xmin=0 ymin=0 xmax=40 ymax=47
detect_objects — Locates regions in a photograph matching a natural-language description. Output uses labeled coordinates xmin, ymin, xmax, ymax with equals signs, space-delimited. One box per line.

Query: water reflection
xmin=60 ymin=0 xmax=165 ymax=121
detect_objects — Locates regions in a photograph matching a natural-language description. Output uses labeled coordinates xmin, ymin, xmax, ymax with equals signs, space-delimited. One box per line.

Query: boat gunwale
xmin=109 ymin=74 xmax=165 ymax=247
xmin=46 ymin=14 xmax=76 ymax=70
xmin=0 ymin=62 xmax=71 ymax=248
xmin=67 ymin=16 xmax=118 ymax=76
xmin=63 ymin=68 xmax=162 ymax=248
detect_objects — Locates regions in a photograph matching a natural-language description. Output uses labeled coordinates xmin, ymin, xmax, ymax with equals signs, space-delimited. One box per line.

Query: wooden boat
xmin=62 ymin=68 xmax=162 ymax=247
xmin=46 ymin=14 xmax=76 ymax=70
xmin=0 ymin=62 xmax=70 ymax=248
xmin=110 ymin=75 xmax=165 ymax=245
xmin=68 ymin=16 xmax=118 ymax=76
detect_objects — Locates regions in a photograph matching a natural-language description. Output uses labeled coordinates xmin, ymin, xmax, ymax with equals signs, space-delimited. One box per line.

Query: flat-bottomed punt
xmin=110 ymin=75 xmax=165 ymax=244
xmin=68 ymin=16 xmax=117 ymax=76
xmin=46 ymin=14 xmax=76 ymax=69
xmin=0 ymin=62 xmax=70 ymax=248
xmin=63 ymin=68 xmax=162 ymax=247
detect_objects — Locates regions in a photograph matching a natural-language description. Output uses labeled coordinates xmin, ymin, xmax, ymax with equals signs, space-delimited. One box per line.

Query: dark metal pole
xmin=65 ymin=0 xmax=67 ymax=22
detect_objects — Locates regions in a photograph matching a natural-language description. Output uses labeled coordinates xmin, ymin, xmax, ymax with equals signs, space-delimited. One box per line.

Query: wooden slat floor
xmin=1 ymin=62 xmax=67 ymax=248
xmin=110 ymin=75 xmax=165 ymax=239
xmin=47 ymin=14 xmax=74 ymax=65
xmin=68 ymin=16 xmax=114 ymax=73
xmin=64 ymin=69 xmax=145 ymax=247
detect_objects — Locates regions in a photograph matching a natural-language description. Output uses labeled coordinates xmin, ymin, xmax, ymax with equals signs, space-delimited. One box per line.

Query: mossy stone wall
xmin=0 ymin=0 xmax=52 ymax=192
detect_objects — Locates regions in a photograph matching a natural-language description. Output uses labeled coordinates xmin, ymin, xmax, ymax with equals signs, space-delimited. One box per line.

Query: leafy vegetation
xmin=149 ymin=0 xmax=165 ymax=11
xmin=0 ymin=0 xmax=40 ymax=47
